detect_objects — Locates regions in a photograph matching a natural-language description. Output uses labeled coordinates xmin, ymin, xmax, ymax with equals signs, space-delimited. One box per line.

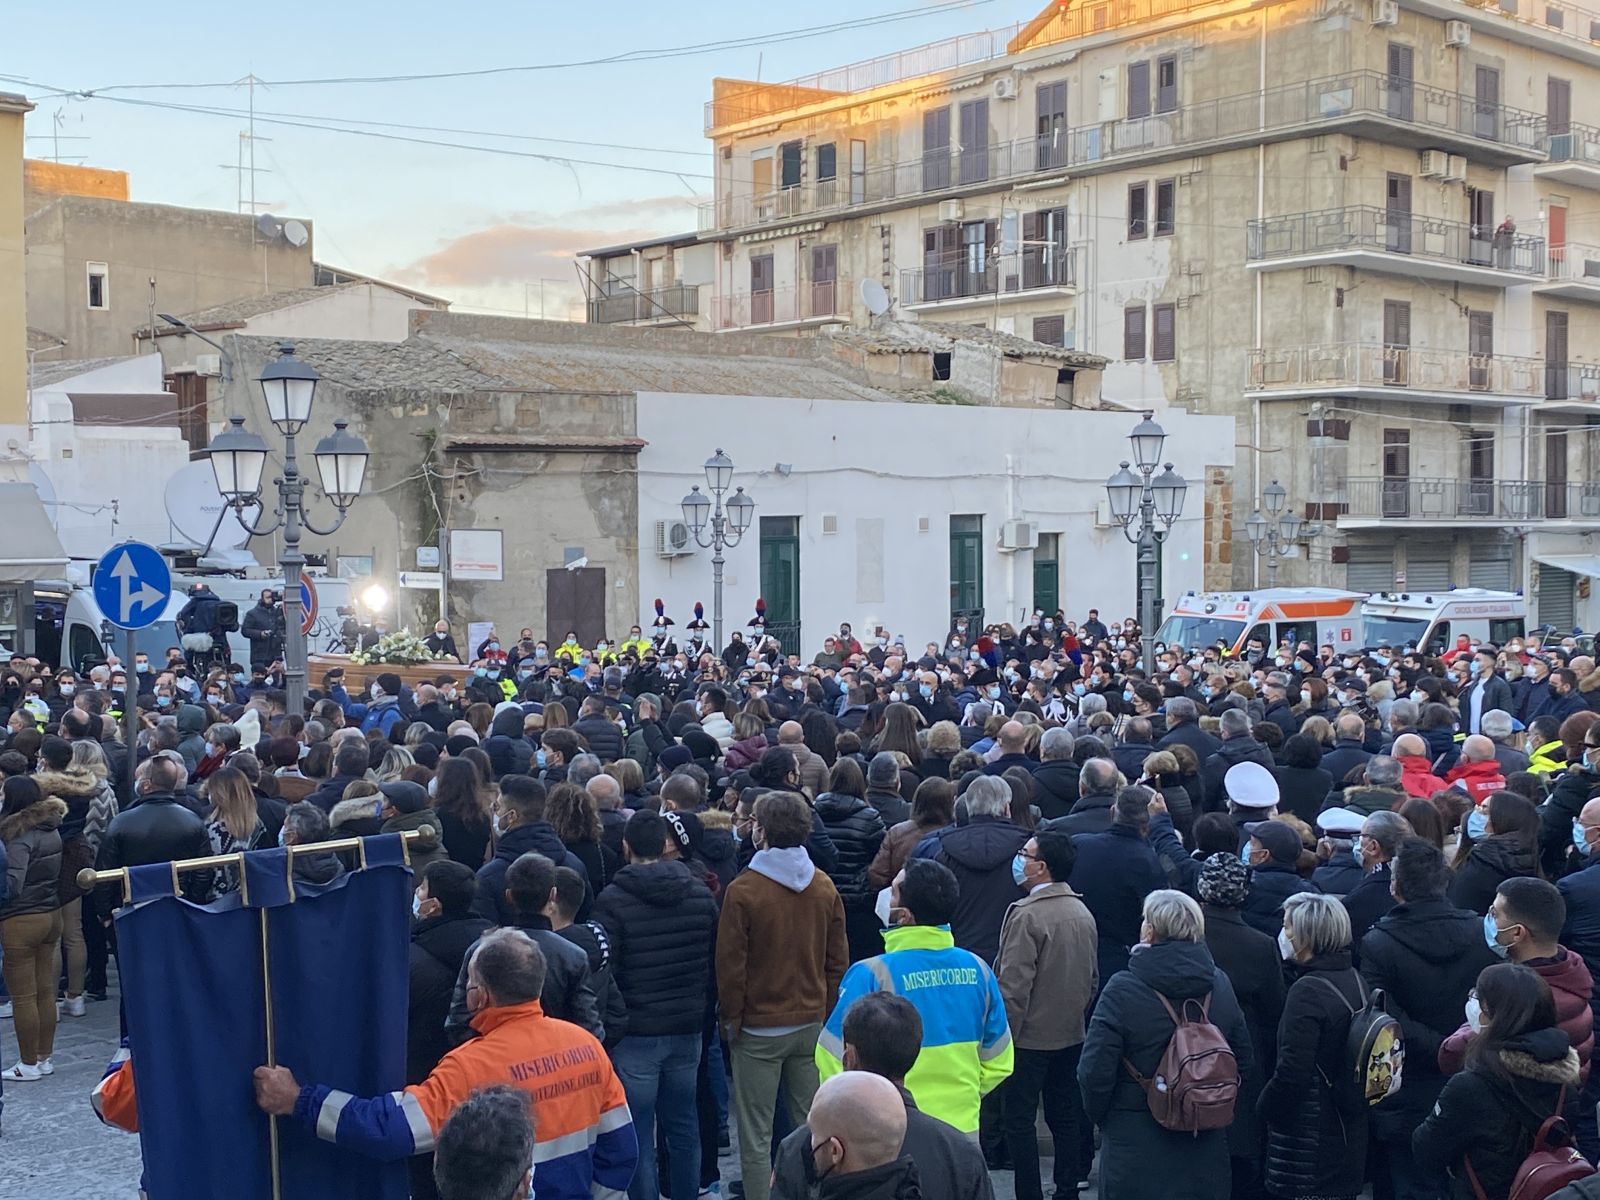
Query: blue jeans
xmin=612 ymin=1033 xmax=702 ymax=1200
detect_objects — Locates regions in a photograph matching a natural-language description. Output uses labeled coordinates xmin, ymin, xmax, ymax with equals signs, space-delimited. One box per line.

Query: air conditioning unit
xmin=1419 ymin=148 xmax=1449 ymax=178
xmin=1445 ymin=153 xmax=1467 ymax=181
xmin=1445 ymin=18 xmax=1472 ymax=44
xmin=1094 ymin=501 xmax=1117 ymax=529
xmin=998 ymin=519 xmax=1040 ymax=551
xmin=1370 ymin=0 xmax=1398 ymax=24
xmin=654 ymin=519 xmax=694 ymax=558
xmin=938 ymin=199 xmax=964 ymax=223
xmin=993 ymin=74 xmax=1019 ymax=101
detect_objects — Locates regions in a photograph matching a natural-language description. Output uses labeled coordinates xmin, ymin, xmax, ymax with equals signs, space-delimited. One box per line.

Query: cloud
xmin=392 ymin=223 xmax=656 ymax=289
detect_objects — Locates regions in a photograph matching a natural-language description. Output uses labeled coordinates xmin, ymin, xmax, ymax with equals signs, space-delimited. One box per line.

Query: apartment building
xmin=581 ymin=0 xmax=1600 ymax=627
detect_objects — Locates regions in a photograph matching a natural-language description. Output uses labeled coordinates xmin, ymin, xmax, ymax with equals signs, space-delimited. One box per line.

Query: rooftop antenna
xmin=25 ymin=107 xmax=88 ymax=163
xmin=218 ymin=75 xmax=273 ymax=214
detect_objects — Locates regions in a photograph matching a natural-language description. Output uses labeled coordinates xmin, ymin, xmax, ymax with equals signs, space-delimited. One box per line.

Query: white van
xmin=1156 ymin=588 xmax=1367 ymax=656
xmin=1358 ymin=588 xmax=1527 ymax=655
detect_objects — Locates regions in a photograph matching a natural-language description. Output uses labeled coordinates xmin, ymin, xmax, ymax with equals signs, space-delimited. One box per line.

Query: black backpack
xmin=1309 ymin=976 xmax=1405 ymax=1107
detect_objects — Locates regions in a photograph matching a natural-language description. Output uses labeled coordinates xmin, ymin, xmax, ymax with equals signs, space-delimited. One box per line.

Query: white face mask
xmin=1277 ymin=929 xmax=1296 ymax=961
xmin=874 ymin=887 xmax=894 ymax=928
xmin=1465 ymin=995 xmax=1484 ymax=1034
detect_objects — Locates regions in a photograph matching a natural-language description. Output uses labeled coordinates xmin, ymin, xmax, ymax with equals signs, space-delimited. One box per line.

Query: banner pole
xmin=262 ymin=906 xmax=283 ymax=1200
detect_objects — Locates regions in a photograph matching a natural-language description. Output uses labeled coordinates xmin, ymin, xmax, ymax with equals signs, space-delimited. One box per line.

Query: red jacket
xmin=1399 ymin=756 xmax=1445 ymax=800
xmin=1438 ymin=946 xmax=1595 ymax=1083
xmin=1444 ymin=759 xmax=1508 ymax=806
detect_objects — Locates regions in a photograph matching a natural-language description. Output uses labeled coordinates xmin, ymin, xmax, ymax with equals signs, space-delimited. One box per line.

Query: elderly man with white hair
xmin=1480 ymin=708 xmax=1531 ymax=775
xmin=911 ymin=775 xmax=1029 ymax=963
xmin=1443 ymin=733 xmax=1507 ymax=805
xmin=1392 ymin=732 xmax=1446 ymax=799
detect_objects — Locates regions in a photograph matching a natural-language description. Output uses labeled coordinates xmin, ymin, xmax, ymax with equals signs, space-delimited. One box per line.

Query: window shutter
xmin=1124 ymin=306 xmax=1147 ymax=360
xmin=1152 ymin=303 xmax=1176 ymax=362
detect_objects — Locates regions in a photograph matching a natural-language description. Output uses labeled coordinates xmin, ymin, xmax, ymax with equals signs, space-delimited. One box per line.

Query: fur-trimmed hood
xmin=328 ymin=795 xmax=382 ymax=828
xmin=1580 ymin=669 xmax=1600 ymax=695
xmin=0 ymin=796 xmax=68 ymax=841
xmin=1503 ymin=1046 xmax=1583 ymax=1087
xmin=32 ymin=765 xmax=106 ymax=800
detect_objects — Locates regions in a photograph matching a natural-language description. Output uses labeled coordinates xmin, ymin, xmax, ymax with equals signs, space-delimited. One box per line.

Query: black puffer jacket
xmin=1272 ymin=765 xmax=1336 ymax=826
xmin=592 ymin=859 xmax=718 ymax=1036
xmin=0 ymin=797 xmax=67 ymax=919
xmin=1260 ymin=953 xmax=1369 ymax=1200
xmin=483 ymin=708 xmax=533 ymax=779
xmin=1077 ymin=939 xmax=1256 ymax=1200
xmin=408 ymin=912 xmax=492 ymax=1082
xmin=572 ymin=713 xmax=625 ymax=764
xmin=1202 ymin=737 xmax=1277 ymax=811
xmin=94 ymin=792 xmax=212 ymax=911
xmin=471 ymin=820 xmax=588 ymax=924
xmin=1029 ymin=759 xmax=1080 ymax=821
xmin=1542 ymin=767 xmax=1600 ymax=878
xmin=912 ymin=815 xmax=1028 ymax=963
xmin=1414 ymin=1027 xmax=1582 ymax=1200
xmin=1448 ymin=834 xmax=1540 ymax=916
xmin=813 ymin=792 xmax=886 ymax=908
xmin=1241 ymin=861 xmax=1321 ymax=936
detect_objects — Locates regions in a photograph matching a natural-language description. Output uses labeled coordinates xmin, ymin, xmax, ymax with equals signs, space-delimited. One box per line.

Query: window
xmin=1155 ymin=179 xmax=1175 ymax=236
xmin=950 ymin=515 xmax=984 ymax=621
xmin=1550 ymin=78 xmax=1572 ymax=137
xmin=932 ymin=352 xmax=952 ymax=381
xmin=1383 ymin=299 xmax=1410 ymax=385
xmin=815 ymin=143 xmax=837 ymax=182
xmin=1127 ymin=60 xmax=1150 ymax=119
xmin=849 ymin=140 xmax=866 ymax=204
xmin=1022 ymin=207 xmax=1068 ymax=288
xmin=1123 ymin=305 xmax=1147 ymax=360
xmin=86 ymin=262 xmax=108 ymax=310
xmin=1152 ymin=303 xmax=1176 ymax=362
xmin=960 ymin=219 xmax=994 ymax=292
xmin=1036 ymin=81 xmax=1067 ymax=170
xmin=810 ymin=245 xmax=837 ymax=317
xmin=922 ymin=107 xmax=951 ymax=191
xmin=1128 ymin=182 xmax=1149 ymax=239
xmin=1466 ymin=431 xmax=1495 ymax=481
xmin=1547 ymin=428 xmax=1569 ymax=518
xmin=958 ymin=98 xmax=990 ymax=184
xmin=1032 ymin=315 xmax=1066 ymax=346
xmin=750 ymin=254 xmax=774 ymax=324
xmin=1155 ymin=54 xmax=1178 ymax=114
xmin=1382 ymin=429 xmax=1411 ymax=478
xmin=1475 ymin=66 xmax=1501 ymax=140
xmin=1387 ymin=44 xmax=1414 ymax=121
xmin=779 ymin=141 xmax=803 ymax=189
xmin=1547 ymin=310 xmax=1570 ymax=399
xmin=1468 ymin=310 xmax=1493 ymax=390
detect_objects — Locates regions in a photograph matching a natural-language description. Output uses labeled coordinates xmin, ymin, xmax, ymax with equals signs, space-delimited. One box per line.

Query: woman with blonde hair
xmin=923 ymin=721 xmax=962 ymax=782
xmin=204 ymin=765 xmax=267 ymax=893
xmin=376 ymin=745 xmax=415 ymax=782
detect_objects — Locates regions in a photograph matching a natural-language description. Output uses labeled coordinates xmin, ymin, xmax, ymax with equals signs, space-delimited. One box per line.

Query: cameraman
xmin=241 ymin=588 xmax=286 ymax=670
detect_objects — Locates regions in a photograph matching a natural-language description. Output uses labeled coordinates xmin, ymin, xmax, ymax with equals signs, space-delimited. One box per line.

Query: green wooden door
xmin=950 ymin=515 xmax=984 ymax=624
xmin=1033 ymin=532 xmax=1060 ymax=616
xmin=759 ymin=516 xmax=801 ymax=654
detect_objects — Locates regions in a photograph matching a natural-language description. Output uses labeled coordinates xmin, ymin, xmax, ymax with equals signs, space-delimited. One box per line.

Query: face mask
xmin=1275 ymin=657 xmax=1288 ymax=668
xmin=1466 ymin=808 xmax=1488 ymax=841
xmin=1043 ymin=621 xmax=1054 ymax=631
xmin=492 ymin=811 xmax=505 ymax=836
xmin=919 ymin=684 xmax=933 ymax=700
xmin=278 ymin=826 xmax=289 ymax=848
xmin=1470 ymin=660 xmax=1483 ymax=675
xmin=488 ymin=642 xmax=500 ymax=651
xmin=1123 ymin=689 xmax=1134 ymax=703
xmin=1115 ymin=639 xmax=1127 ymax=650
xmin=1576 ymin=819 xmax=1591 ymax=857
xmin=1373 ymin=654 xmax=1390 ymax=668
xmin=412 ymin=891 xmax=423 ymax=919
xmin=1445 ymin=671 xmax=1459 ymax=684
xmin=1240 ymin=846 xmax=1254 ymax=867
xmin=746 ymin=656 xmax=758 ymax=667
xmin=1277 ymin=929 xmax=1295 ymax=962
xmin=535 ymin=749 xmax=548 ymax=769
xmin=233 ymin=673 xmax=247 ymax=685
xmin=370 ymin=683 xmax=382 ymax=700
xmin=475 ymin=667 xmax=488 ymax=678
xmin=156 ymin=695 xmax=172 ymax=708
xmin=1352 ymin=840 xmax=1365 ymax=867
xmin=1410 ymin=690 xmax=1425 ymax=704
xmin=486 ymin=670 xmax=501 ymax=680
xmin=428 ymin=777 xmax=438 ymax=798
xmin=1300 ymin=690 xmax=1312 ymax=705
xmin=1465 ymin=995 xmax=1483 ymax=1034
xmin=207 ymin=693 xmax=223 ymax=705
xmin=136 ymin=662 xmax=149 ymax=673
xmin=874 ymin=888 xmax=894 ymax=928
xmin=597 ymin=643 xmax=609 ymax=653
xmin=986 ymin=686 xmax=1000 ymax=701
xmin=1073 ymin=683 xmax=1086 ymax=697
xmin=1483 ymin=912 xmax=1511 ymax=958
xmin=968 ymin=650 xmax=980 ymax=662
xmin=1012 ymin=854 xmax=1030 ymax=887
xmin=58 ymin=682 xmax=75 ymax=696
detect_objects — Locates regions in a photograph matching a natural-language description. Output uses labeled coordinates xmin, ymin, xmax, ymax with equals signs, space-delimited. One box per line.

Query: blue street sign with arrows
xmin=93 ymin=542 xmax=172 ymax=630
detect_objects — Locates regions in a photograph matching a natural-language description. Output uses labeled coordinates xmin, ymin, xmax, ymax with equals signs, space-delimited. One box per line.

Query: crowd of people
xmin=11 ymin=596 xmax=1600 ymax=1200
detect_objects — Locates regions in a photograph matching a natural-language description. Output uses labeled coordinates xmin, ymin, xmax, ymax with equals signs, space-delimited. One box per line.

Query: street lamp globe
xmin=258 ymin=343 xmax=319 ymax=435
xmin=1105 ymin=462 xmax=1141 ymax=523
xmin=207 ymin=416 xmax=270 ymax=504
xmin=1263 ymin=479 xmax=1287 ymax=516
xmin=312 ymin=420 xmax=370 ymax=510
xmin=1279 ymin=510 xmax=1304 ymax=543
xmin=1245 ymin=510 xmax=1268 ymax=545
xmin=1127 ymin=414 xmax=1167 ymax=473
xmin=726 ymin=486 xmax=756 ymax=535
xmin=1151 ymin=464 xmax=1188 ymax=524
xmin=704 ymin=449 xmax=735 ymax=495
xmin=681 ymin=486 xmax=711 ymax=534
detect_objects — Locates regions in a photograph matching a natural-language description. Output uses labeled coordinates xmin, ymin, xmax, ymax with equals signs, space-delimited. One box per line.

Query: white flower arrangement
xmin=349 ymin=629 xmax=434 ymax=665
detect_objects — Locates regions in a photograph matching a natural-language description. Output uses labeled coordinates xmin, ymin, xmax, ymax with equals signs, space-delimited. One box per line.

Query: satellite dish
xmin=163 ymin=461 xmax=260 ymax=551
xmin=282 ymin=219 xmax=309 ymax=248
xmin=27 ymin=464 xmax=58 ymax=530
xmin=859 ymin=279 xmax=890 ymax=317
xmin=256 ymin=213 xmax=284 ymax=240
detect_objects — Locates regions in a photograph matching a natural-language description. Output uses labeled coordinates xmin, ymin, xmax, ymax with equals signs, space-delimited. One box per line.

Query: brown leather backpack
xmin=1123 ymin=990 xmax=1240 ymax=1133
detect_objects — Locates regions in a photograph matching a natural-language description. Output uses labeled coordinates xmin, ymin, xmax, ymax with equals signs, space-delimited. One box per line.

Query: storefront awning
xmin=0 ymin=482 xmax=69 ymax=581
xmin=1533 ymin=552 xmax=1600 ymax=579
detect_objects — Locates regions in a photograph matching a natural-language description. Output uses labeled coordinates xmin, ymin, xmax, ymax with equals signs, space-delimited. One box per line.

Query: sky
xmin=7 ymin=0 xmax=1038 ymax=318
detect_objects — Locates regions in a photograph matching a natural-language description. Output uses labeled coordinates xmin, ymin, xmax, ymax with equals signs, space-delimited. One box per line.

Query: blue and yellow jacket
xmin=293 ymin=1000 xmax=637 ymax=1200
xmin=817 ymin=923 xmax=1013 ymax=1133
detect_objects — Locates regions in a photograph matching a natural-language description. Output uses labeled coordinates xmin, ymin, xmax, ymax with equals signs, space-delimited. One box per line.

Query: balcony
xmin=1537 ymin=242 xmax=1600 ymax=302
xmin=587 ymin=284 xmax=700 ymax=326
xmin=899 ymin=250 xmax=1076 ymax=311
xmin=1246 ymin=206 xmax=1544 ymax=286
xmin=1246 ymin=342 xmax=1544 ymax=407
xmin=711 ymin=282 xmax=848 ymax=332
xmin=699 ymin=70 xmax=1545 ymax=236
xmin=1339 ymin=476 xmax=1600 ymax=527
xmin=1538 ymin=124 xmax=1600 ymax=189
xmin=1540 ymin=361 xmax=1600 ymax=414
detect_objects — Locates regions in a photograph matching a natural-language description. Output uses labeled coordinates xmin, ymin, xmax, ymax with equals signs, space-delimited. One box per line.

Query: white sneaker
xmin=63 ymin=995 xmax=85 ymax=1018
xmin=35 ymin=1057 xmax=52 ymax=1076
xmin=2 ymin=1062 xmax=40 ymax=1082
xmin=0 ymin=1000 xmax=11 ymax=1019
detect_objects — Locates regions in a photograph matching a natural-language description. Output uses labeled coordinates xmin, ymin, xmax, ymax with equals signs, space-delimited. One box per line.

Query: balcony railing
xmin=1247 ymin=342 xmax=1545 ymax=399
xmin=900 ymin=249 xmax=1075 ymax=305
xmin=1545 ymin=361 xmax=1600 ymax=401
xmin=711 ymin=282 xmax=844 ymax=331
xmin=1343 ymin=476 xmax=1600 ymax=522
xmin=701 ymin=71 xmax=1545 ymax=233
xmin=1247 ymin=206 xmax=1545 ymax=275
xmin=1547 ymin=121 xmax=1600 ymax=165
xmin=1546 ymin=241 xmax=1600 ymax=286
xmin=587 ymin=284 xmax=700 ymax=325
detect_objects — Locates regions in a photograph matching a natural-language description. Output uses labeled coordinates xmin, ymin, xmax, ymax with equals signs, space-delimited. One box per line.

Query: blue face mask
xmin=1466 ymin=808 xmax=1488 ymax=841
xmin=1445 ymin=670 xmax=1459 ymax=684
xmin=518 ymin=670 xmax=533 ymax=681
xmin=233 ymin=673 xmax=247 ymax=685
xmin=535 ymin=749 xmax=548 ymax=769
xmin=1073 ymin=682 xmax=1086 ymax=697
xmin=1577 ymin=819 xmax=1592 ymax=857
xmin=1373 ymin=654 xmax=1390 ymax=667
xmin=1123 ymin=689 xmax=1135 ymax=703
xmin=919 ymin=684 xmax=933 ymax=700
xmin=1011 ymin=854 xmax=1029 ymax=887
xmin=475 ymin=667 xmax=488 ymax=678
xmin=986 ymin=685 xmax=1000 ymax=700
xmin=1484 ymin=912 xmax=1511 ymax=958
xmin=156 ymin=695 xmax=172 ymax=708
xmin=1239 ymin=846 xmax=1254 ymax=867
xmin=412 ymin=891 xmax=423 ymax=919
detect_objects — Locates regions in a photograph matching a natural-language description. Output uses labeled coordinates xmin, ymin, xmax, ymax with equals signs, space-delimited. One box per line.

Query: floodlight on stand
xmin=704 ymin=449 xmax=734 ymax=495
xmin=681 ymin=486 xmax=711 ymax=535
xmin=726 ymin=487 xmax=755 ymax=535
xmin=1127 ymin=414 xmax=1167 ymax=473
xmin=361 ymin=583 xmax=390 ymax=612
xmin=312 ymin=420 xmax=370 ymax=510
xmin=207 ymin=416 xmax=270 ymax=504
xmin=1105 ymin=462 xmax=1141 ymax=523
xmin=1151 ymin=464 xmax=1188 ymax=524
xmin=258 ymin=343 xmax=319 ymax=434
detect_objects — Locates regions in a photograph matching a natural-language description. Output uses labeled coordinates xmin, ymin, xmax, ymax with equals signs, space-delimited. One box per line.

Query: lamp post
xmin=207 ymin=343 xmax=370 ymax=715
xmin=1245 ymin=479 xmax=1321 ymax=587
xmin=681 ymin=448 xmax=756 ymax=653
xmin=1105 ymin=413 xmax=1189 ymax=679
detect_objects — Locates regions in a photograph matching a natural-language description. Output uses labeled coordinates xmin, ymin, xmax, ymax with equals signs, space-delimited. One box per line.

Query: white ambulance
xmin=1156 ymin=588 xmax=1367 ymax=656
xmin=1358 ymin=589 xmax=1527 ymax=655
